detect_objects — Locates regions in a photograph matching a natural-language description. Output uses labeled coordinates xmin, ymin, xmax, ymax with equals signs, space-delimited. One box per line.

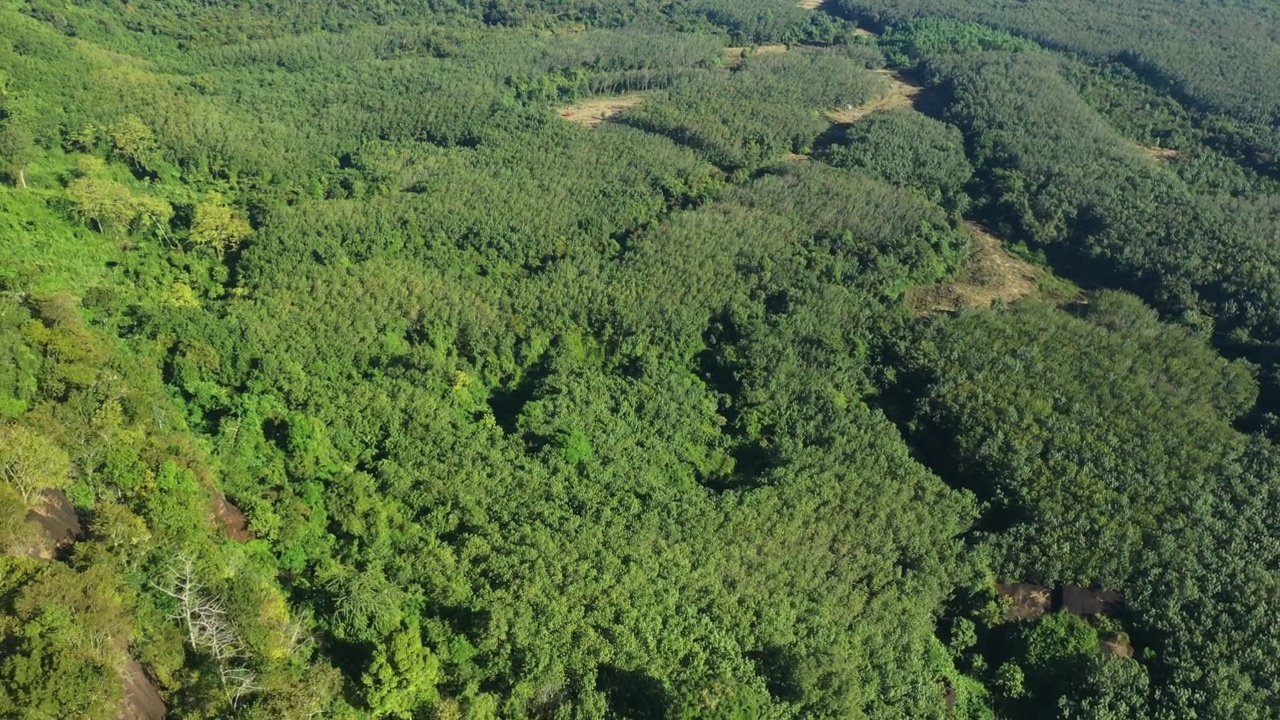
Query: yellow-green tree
xmin=190 ymin=194 xmax=252 ymax=258
xmin=132 ymin=195 xmax=175 ymax=244
xmin=362 ymin=620 xmax=442 ymax=718
xmin=66 ymin=176 xmax=135 ymax=235
xmin=0 ymin=424 xmax=71 ymax=505
xmin=0 ymin=120 xmax=33 ymax=189
xmin=107 ymin=115 xmax=157 ymax=172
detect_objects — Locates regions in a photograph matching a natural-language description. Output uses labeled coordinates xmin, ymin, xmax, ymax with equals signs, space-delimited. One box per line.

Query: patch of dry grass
xmin=723 ymin=44 xmax=789 ymax=69
xmin=557 ymin=93 xmax=646 ymax=126
xmin=908 ymin=223 xmax=1044 ymax=312
xmin=824 ymin=69 xmax=923 ymax=123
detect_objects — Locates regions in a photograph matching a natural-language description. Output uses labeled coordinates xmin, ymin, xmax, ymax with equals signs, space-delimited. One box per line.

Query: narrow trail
xmin=4 ymin=492 xmax=168 ymax=720
xmin=722 ymin=43 xmax=789 ymax=69
xmin=120 ymin=654 xmax=167 ymax=720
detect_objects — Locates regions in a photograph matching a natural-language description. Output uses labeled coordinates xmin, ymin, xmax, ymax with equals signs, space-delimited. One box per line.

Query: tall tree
xmin=0 ymin=424 xmax=71 ymax=506
xmin=0 ymin=121 xmax=33 ymax=189
xmin=190 ymin=194 xmax=253 ymax=258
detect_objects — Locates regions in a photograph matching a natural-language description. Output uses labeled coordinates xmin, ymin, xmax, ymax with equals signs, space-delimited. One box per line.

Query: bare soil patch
xmin=797 ymin=0 xmax=823 ymax=9
xmin=782 ymin=152 xmax=811 ymax=162
xmin=825 ymin=69 xmax=923 ymax=124
xmin=908 ymin=223 xmax=1042 ymax=313
xmin=1100 ymin=638 xmax=1134 ymax=658
xmin=558 ymin=93 xmax=646 ymax=127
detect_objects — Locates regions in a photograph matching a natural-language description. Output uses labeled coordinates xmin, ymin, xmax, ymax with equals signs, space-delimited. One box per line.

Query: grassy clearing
xmin=0 ymin=187 xmax=118 ymax=295
xmin=557 ymin=93 xmax=647 ymax=126
xmin=825 ymin=69 xmax=923 ymax=123
xmin=1142 ymin=145 xmax=1179 ymax=161
xmin=722 ymin=44 xmax=790 ymax=69
xmin=908 ymin=222 xmax=1059 ymax=312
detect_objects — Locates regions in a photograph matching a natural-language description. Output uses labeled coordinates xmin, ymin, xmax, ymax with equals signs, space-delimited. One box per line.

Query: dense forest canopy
xmin=1 ymin=0 xmax=1278 ymax=718
xmin=837 ymin=0 xmax=1280 ymax=173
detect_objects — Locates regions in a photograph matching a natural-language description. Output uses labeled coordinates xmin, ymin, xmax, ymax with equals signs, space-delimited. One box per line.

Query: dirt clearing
xmin=908 ymin=222 xmax=1044 ymax=312
xmin=825 ymin=69 xmax=923 ymax=123
xmin=1141 ymin=145 xmax=1179 ymax=161
xmin=558 ymin=93 xmax=646 ymax=127
xmin=723 ymin=44 xmax=789 ymax=69
xmin=753 ymin=44 xmax=790 ymax=55
xmin=797 ymin=0 xmax=823 ymax=9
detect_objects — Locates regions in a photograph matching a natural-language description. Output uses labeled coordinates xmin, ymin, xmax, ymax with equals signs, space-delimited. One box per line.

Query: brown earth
xmin=825 ymin=69 xmax=923 ymax=124
xmin=753 ymin=44 xmax=790 ymax=56
xmin=3 ymin=493 xmax=168 ymax=719
xmin=908 ymin=223 xmax=1042 ymax=313
xmin=1142 ymin=145 xmax=1179 ymax=161
xmin=782 ymin=152 xmax=811 ymax=162
xmin=797 ymin=0 xmax=823 ymax=9
xmin=557 ymin=93 xmax=646 ymax=127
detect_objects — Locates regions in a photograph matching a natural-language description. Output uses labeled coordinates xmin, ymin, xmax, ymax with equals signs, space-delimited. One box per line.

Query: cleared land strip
xmin=907 ymin=222 xmax=1044 ymax=312
xmin=723 ymin=43 xmax=789 ymax=69
xmin=1142 ymin=145 xmax=1179 ymax=161
xmin=557 ymin=93 xmax=646 ymax=126
xmin=825 ymin=69 xmax=923 ymax=123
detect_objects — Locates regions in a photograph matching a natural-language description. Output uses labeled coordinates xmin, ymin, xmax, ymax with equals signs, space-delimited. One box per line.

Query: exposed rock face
xmin=997 ymin=582 xmax=1052 ymax=622
xmin=209 ymin=487 xmax=253 ymax=542
xmin=9 ymin=489 xmax=81 ymax=560
xmin=120 ymin=656 xmax=166 ymax=720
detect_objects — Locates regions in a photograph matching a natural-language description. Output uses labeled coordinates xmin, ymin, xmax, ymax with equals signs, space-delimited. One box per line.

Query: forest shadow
xmin=596 ymin=665 xmax=670 ymax=719
xmin=868 ymin=365 xmax=1026 ymax=535
xmin=746 ymin=646 xmax=803 ymax=702
xmin=694 ymin=312 xmax=779 ymax=491
xmin=488 ymin=361 xmax=551 ymax=435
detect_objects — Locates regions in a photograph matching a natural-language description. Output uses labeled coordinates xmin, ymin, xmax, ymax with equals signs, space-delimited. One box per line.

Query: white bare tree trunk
xmin=153 ymin=555 xmax=260 ymax=708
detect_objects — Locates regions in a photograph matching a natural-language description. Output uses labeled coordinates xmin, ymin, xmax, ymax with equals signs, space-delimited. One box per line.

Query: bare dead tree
xmin=152 ymin=554 xmax=260 ymax=708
